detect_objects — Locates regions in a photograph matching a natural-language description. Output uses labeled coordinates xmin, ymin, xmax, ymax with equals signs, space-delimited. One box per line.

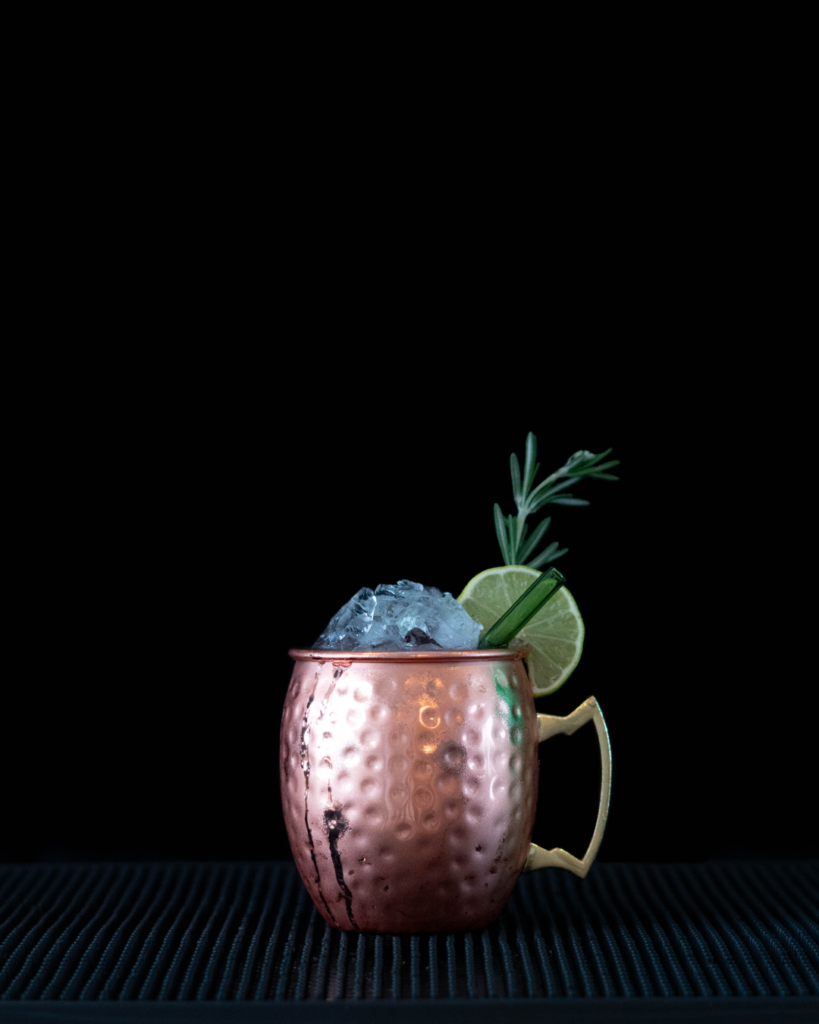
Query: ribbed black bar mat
xmin=1 ymin=862 xmax=818 ymax=1022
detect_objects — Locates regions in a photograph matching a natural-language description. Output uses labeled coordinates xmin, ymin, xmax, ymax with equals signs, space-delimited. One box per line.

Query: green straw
xmin=478 ymin=567 xmax=566 ymax=649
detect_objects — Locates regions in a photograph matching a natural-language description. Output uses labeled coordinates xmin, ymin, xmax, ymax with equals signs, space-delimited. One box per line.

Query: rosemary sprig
xmin=494 ymin=434 xmax=619 ymax=567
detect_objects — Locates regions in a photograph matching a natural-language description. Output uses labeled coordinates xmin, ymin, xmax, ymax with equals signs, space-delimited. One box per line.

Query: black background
xmin=4 ymin=335 xmax=813 ymax=866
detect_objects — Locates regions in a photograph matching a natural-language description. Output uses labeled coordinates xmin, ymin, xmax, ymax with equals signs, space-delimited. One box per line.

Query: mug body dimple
xmin=280 ymin=651 xmax=538 ymax=933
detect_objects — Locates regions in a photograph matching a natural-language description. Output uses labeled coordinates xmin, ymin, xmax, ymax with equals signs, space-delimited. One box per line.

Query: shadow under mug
xmin=280 ymin=647 xmax=611 ymax=934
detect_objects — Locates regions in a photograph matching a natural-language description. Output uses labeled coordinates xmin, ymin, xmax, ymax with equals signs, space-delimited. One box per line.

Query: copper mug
xmin=280 ymin=647 xmax=612 ymax=934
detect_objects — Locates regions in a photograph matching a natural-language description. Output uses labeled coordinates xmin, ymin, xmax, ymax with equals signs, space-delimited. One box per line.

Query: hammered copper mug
xmin=280 ymin=647 xmax=612 ymax=934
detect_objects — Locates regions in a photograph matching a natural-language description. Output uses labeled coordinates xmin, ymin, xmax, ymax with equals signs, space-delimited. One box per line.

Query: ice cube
xmin=313 ymin=587 xmax=377 ymax=651
xmin=312 ymin=581 xmax=483 ymax=651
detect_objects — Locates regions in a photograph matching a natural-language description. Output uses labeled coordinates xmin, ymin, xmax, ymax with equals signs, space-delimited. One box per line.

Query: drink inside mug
xmin=281 ymin=439 xmax=619 ymax=932
xmin=280 ymin=574 xmax=611 ymax=934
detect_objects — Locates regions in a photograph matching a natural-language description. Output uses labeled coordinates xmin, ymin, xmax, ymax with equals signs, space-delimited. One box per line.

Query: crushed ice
xmin=313 ymin=580 xmax=483 ymax=651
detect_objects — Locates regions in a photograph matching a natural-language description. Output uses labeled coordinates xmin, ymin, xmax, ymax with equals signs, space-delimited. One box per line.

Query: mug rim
xmin=288 ymin=647 xmax=524 ymax=663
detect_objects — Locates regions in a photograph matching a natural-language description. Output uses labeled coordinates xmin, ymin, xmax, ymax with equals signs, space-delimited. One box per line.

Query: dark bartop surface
xmin=0 ymin=861 xmax=817 ymax=1020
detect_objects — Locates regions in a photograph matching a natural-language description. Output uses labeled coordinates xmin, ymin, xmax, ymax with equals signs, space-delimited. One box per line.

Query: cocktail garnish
xmin=478 ymin=567 xmax=565 ymax=648
xmin=494 ymin=434 xmax=619 ymax=568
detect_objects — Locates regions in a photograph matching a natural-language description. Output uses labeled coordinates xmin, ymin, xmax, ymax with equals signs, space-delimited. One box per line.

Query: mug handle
xmin=524 ymin=696 xmax=612 ymax=878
